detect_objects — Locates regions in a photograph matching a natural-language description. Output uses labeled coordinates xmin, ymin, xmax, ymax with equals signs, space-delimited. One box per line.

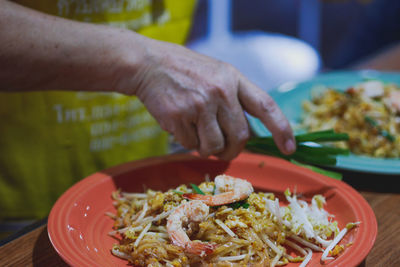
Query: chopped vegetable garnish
xmin=365 ymin=116 xmax=395 ymax=142
xmin=190 ymin=183 xmax=205 ymax=195
xmin=228 ymin=199 xmax=249 ymax=209
xmin=213 ymin=199 xmax=250 ymax=210
xmin=173 ymin=190 xmax=184 ymax=195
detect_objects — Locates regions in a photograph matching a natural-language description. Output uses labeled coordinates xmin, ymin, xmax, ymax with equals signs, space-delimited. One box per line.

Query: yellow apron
xmin=0 ymin=0 xmax=196 ymax=220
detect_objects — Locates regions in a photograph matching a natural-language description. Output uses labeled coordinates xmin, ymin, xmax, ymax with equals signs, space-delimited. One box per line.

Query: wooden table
xmin=0 ymin=169 xmax=399 ymax=266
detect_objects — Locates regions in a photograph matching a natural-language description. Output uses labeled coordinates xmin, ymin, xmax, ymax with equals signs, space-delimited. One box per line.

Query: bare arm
xmin=0 ymin=0 xmax=143 ymax=92
xmin=0 ymin=0 xmax=295 ymax=160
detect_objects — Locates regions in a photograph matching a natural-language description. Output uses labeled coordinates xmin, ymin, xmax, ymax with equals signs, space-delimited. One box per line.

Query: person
xmin=0 ymin=0 xmax=295 ymax=237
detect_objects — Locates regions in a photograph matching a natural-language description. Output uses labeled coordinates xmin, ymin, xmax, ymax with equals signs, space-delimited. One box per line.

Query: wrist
xmin=112 ymin=31 xmax=157 ymax=96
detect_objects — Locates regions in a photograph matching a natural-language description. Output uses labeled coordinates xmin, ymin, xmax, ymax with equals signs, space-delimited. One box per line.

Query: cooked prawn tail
xmin=183 ymin=175 xmax=254 ymax=206
xmin=186 ymin=241 xmax=217 ymax=256
xmin=183 ymin=193 xmax=212 ymax=202
xmin=183 ymin=193 xmax=235 ymax=206
xmin=168 ymin=231 xmax=186 ymax=248
xmin=167 ymin=200 xmax=214 ymax=256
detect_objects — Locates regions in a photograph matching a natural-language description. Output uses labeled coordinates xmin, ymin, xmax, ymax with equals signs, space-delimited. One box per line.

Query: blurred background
xmin=185 ymin=0 xmax=400 ymax=91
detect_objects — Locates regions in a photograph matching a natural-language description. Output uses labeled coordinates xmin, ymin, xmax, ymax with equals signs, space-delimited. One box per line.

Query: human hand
xmin=122 ymin=37 xmax=296 ymax=161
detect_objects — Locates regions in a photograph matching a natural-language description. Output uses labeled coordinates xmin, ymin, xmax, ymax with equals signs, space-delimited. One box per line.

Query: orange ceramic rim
xmin=48 ymin=152 xmax=377 ymax=267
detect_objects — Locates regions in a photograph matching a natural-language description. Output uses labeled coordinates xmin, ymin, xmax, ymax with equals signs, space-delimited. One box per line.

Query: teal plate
xmin=248 ymin=70 xmax=400 ymax=174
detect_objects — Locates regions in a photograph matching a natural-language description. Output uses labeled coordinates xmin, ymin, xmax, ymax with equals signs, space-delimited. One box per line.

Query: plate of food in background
xmin=48 ymin=152 xmax=377 ymax=267
xmin=247 ymin=70 xmax=400 ymax=174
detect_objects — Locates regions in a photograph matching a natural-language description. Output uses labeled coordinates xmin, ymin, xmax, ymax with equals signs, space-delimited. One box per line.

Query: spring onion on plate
xmin=246 ymin=130 xmax=349 ymax=179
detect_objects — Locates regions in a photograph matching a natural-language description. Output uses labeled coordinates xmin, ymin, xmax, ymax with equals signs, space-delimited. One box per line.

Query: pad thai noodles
xmin=108 ymin=175 xmax=359 ymax=266
xmin=301 ymin=80 xmax=400 ymax=157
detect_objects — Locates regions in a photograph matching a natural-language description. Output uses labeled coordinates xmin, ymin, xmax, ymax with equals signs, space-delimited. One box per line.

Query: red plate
xmin=48 ymin=153 xmax=377 ymax=267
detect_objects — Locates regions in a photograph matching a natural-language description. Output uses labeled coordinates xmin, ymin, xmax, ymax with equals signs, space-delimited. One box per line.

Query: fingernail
xmin=285 ymin=139 xmax=296 ymax=154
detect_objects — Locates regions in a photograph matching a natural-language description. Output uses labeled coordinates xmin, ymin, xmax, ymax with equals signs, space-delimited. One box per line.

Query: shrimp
xmin=384 ymin=90 xmax=400 ymax=114
xmin=183 ymin=174 xmax=254 ymax=206
xmin=347 ymin=80 xmax=385 ymax=98
xmin=166 ymin=200 xmax=217 ymax=257
xmin=359 ymin=80 xmax=384 ymax=98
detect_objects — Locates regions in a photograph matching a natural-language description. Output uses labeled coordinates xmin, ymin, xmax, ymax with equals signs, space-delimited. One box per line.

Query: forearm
xmin=0 ymin=0 xmax=145 ymax=93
